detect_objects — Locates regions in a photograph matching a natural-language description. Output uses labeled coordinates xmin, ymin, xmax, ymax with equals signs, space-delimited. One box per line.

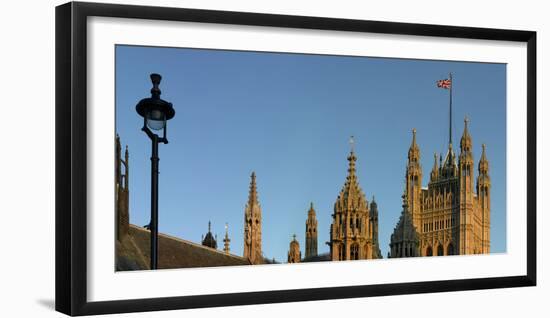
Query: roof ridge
xmin=129 ymin=224 xmax=249 ymax=262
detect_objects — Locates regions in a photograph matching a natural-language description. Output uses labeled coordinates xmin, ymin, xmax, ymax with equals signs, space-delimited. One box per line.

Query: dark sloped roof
xmin=116 ymin=224 xmax=250 ymax=271
xmin=302 ymin=253 xmax=331 ymax=263
xmin=202 ymin=231 xmax=217 ymax=249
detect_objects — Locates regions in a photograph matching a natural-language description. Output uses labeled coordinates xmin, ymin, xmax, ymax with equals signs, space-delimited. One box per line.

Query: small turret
xmin=478 ymin=144 xmax=489 ymax=176
xmin=477 ymin=144 xmax=491 ymax=196
xmin=477 ymin=144 xmax=491 ymax=253
xmin=369 ymin=196 xmax=382 ymax=259
xmin=459 ymin=117 xmax=474 ymax=198
xmin=202 ymin=221 xmax=217 ymax=249
xmin=305 ymin=202 xmax=318 ymax=259
xmin=430 ymin=152 xmax=439 ymax=182
xmin=287 ymin=234 xmax=301 ymax=263
xmin=408 ymin=128 xmax=420 ymax=164
xmin=223 ymin=223 xmax=231 ymax=253
xmin=370 ymin=196 xmax=378 ymax=219
xmin=460 ymin=116 xmax=473 ymax=153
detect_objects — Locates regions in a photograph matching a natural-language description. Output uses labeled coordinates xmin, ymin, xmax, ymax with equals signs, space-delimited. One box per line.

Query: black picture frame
xmin=55 ymin=1 xmax=537 ymax=316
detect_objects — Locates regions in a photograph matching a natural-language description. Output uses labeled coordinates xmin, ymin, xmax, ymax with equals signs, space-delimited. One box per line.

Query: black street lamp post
xmin=136 ymin=73 xmax=175 ymax=270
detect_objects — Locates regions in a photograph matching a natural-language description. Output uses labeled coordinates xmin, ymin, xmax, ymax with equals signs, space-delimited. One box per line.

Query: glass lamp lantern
xmin=136 ymin=73 xmax=175 ymax=139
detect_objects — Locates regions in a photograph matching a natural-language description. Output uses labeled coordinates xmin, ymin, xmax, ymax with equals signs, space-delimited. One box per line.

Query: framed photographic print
xmin=55 ymin=1 xmax=536 ymax=316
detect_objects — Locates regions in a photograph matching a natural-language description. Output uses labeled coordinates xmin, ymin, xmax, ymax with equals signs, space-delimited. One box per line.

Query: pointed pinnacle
xmin=481 ymin=144 xmax=487 ymax=160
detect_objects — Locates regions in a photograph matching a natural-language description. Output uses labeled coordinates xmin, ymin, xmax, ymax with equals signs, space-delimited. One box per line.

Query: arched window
xmin=351 ymin=244 xmax=359 ymax=260
xmin=437 ymin=244 xmax=444 ymax=256
xmin=338 ymin=245 xmax=345 ymax=260
xmin=426 ymin=246 xmax=433 ymax=257
xmin=447 ymin=242 xmax=454 ymax=256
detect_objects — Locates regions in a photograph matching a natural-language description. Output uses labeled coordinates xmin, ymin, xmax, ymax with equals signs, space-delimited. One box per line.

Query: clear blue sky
xmin=115 ymin=45 xmax=506 ymax=262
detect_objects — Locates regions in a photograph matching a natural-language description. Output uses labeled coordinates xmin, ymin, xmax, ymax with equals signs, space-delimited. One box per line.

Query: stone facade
xmin=330 ymin=147 xmax=382 ymax=260
xmin=117 ymin=116 xmax=492 ymax=268
xmin=390 ymin=119 xmax=491 ymax=257
xmin=243 ymin=172 xmax=263 ymax=264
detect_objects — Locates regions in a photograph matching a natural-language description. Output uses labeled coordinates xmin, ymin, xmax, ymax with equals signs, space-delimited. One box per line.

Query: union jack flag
xmin=437 ymin=78 xmax=452 ymax=89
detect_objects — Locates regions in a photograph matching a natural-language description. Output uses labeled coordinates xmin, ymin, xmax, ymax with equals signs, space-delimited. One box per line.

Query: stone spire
xmin=334 ymin=138 xmax=367 ymax=211
xmin=308 ymin=202 xmax=316 ymax=218
xmin=369 ymin=196 xmax=382 ymax=259
xmin=305 ymin=202 xmax=318 ymax=259
xmin=477 ymin=144 xmax=491 ymax=196
xmin=248 ymin=171 xmax=258 ymax=206
xmin=478 ymin=143 xmax=489 ymax=175
xmin=389 ymin=188 xmax=420 ymax=258
xmin=223 ymin=222 xmax=231 ymax=253
xmin=243 ymin=172 xmax=263 ymax=264
xmin=430 ymin=152 xmax=439 ymax=182
xmin=442 ymin=140 xmax=457 ymax=179
xmin=459 ymin=117 xmax=474 ymax=204
xmin=460 ymin=116 xmax=473 ymax=153
xmin=477 ymin=143 xmax=491 ymax=254
xmin=408 ymin=128 xmax=420 ymax=163
xmin=370 ymin=196 xmax=378 ymax=219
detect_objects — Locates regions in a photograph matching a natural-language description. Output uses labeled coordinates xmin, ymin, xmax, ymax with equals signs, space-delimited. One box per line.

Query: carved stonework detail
xmin=330 ymin=141 xmax=382 ymax=261
xmin=391 ymin=120 xmax=490 ymax=257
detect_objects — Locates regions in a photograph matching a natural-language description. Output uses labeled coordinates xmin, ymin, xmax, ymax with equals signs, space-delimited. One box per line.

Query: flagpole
xmin=449 ymin=72 xmax=453 ymax=145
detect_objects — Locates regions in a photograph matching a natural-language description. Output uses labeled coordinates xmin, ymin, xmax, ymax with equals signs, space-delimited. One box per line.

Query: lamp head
xmin=136 ymin=73 xmax=175 ymax=131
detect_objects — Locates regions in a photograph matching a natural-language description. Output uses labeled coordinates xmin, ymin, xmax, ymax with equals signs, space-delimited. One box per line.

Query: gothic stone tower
xmin=115 ymin=135 xmax=129 ymax=242
xmin=305 ymin=202 xmax=318 ymax=259
xmin=330 ymin=144 xmax=382 ymax=260
xmin=406 ymin=129 xmax=423 ymax=229
xmin=397 ymin=119 xmax=490 ymax=257
xmin=243 ymin=172 xmax=263 ymax=264
xmin=287 ymin=234 xmax=301 ymax=263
